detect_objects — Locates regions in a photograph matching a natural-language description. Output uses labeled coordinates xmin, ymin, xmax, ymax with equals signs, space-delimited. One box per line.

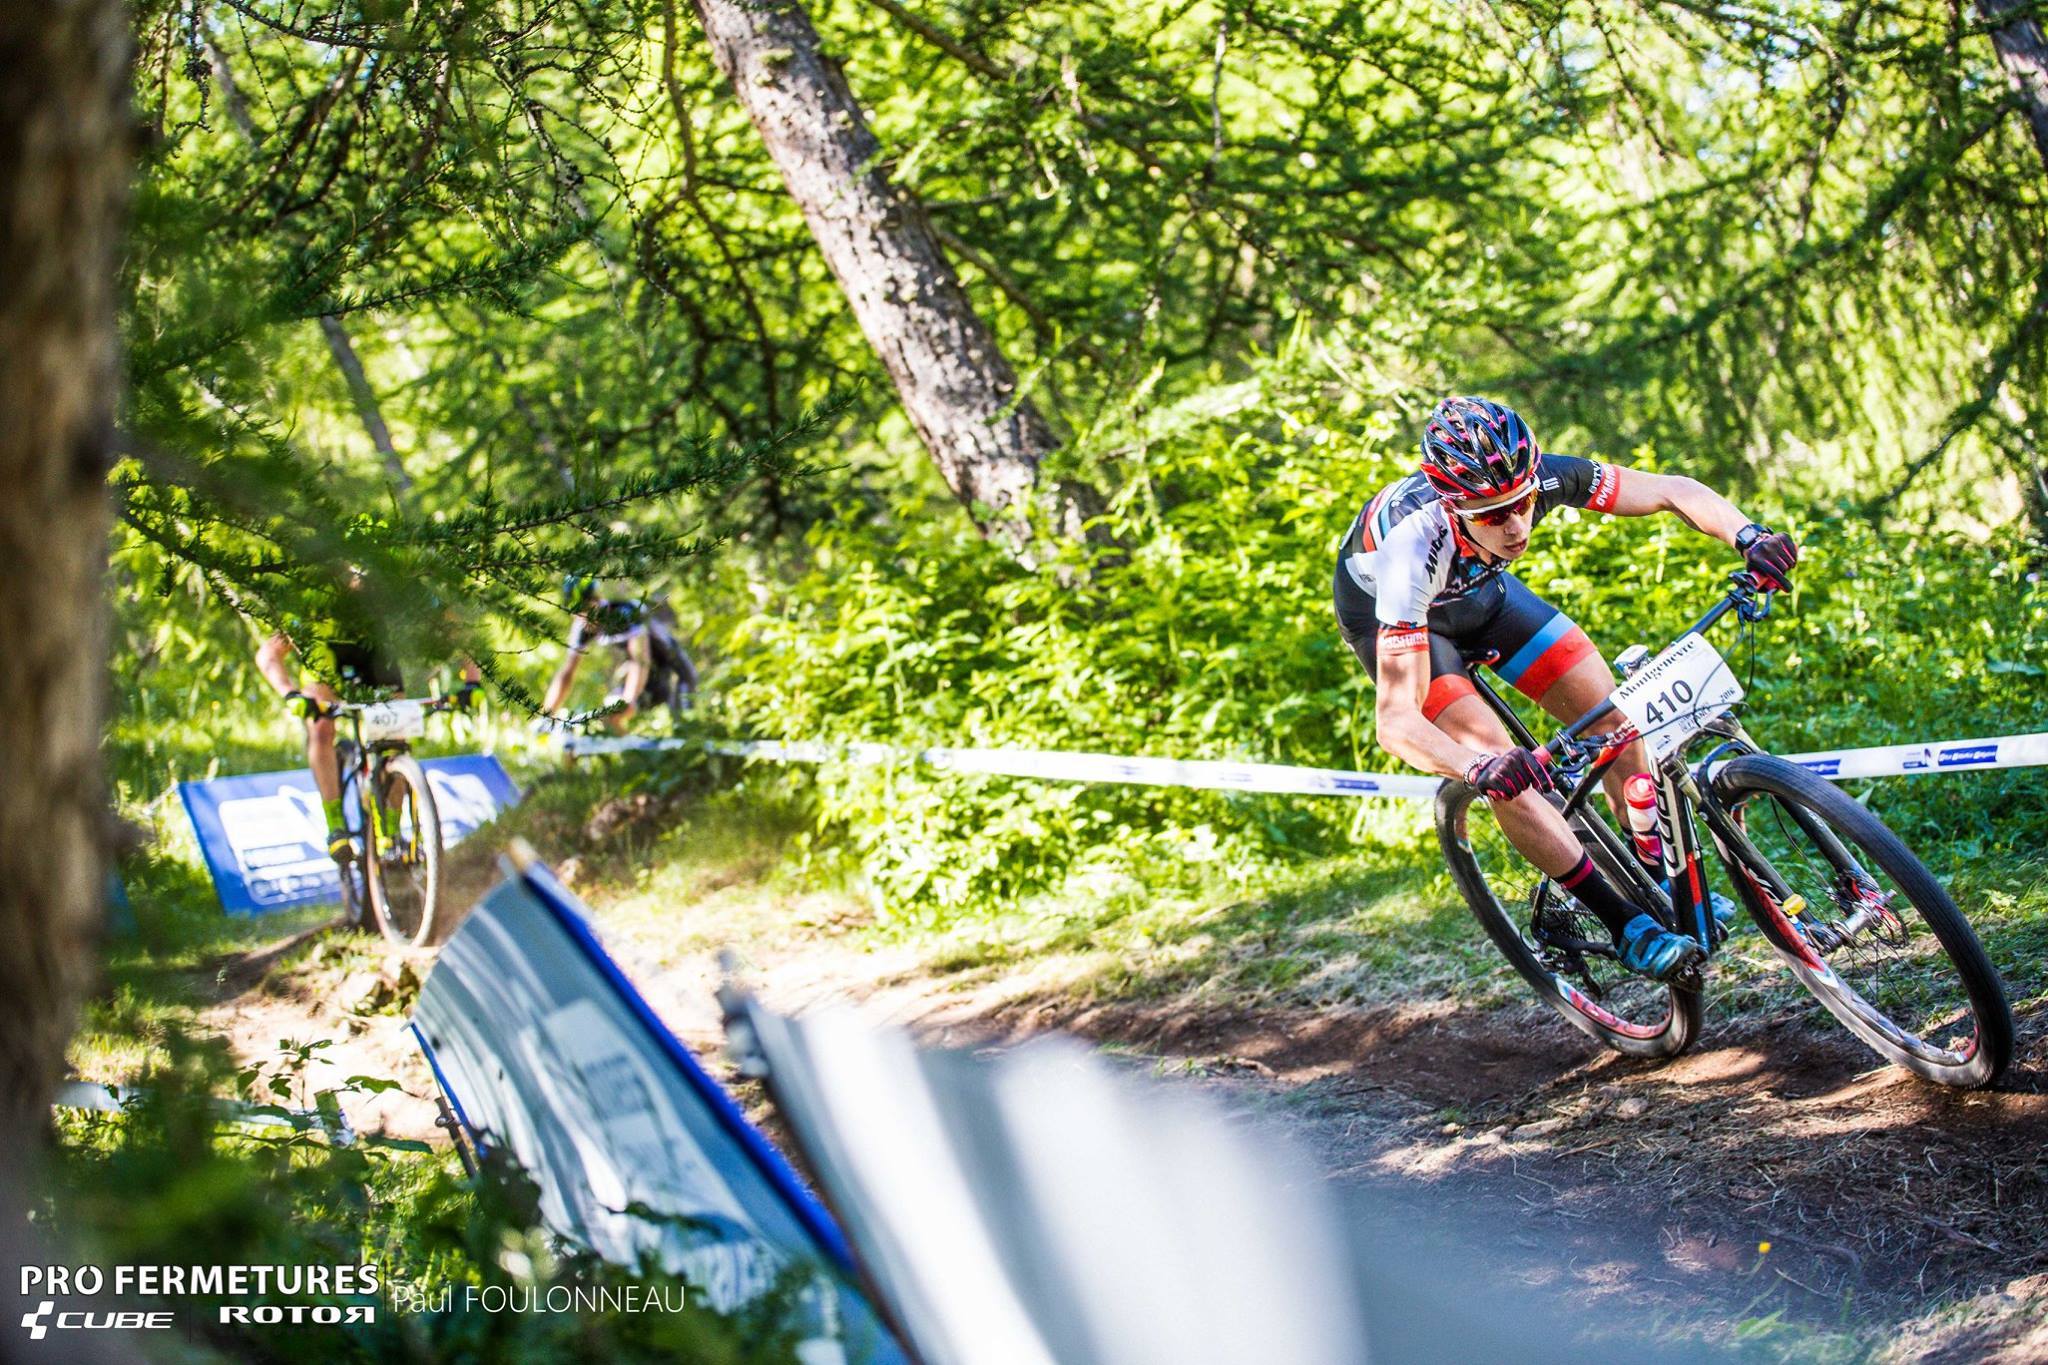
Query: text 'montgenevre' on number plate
xmin=1609 ymin=633 xmax=1744 ymax=763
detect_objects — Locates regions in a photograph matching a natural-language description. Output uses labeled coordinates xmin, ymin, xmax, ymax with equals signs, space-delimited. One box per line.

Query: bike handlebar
xmin=300 ymin=693 xmax=461 ymax=722
xmin=1530 ymin=571 xmax=1774 ymax=774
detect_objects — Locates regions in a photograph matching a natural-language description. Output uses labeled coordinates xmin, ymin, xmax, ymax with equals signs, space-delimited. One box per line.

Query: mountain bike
xmin=1435 ymin=572 xmax=2014 ymax=1089
xmin=320 ymin=694 xmax=460 ymax=948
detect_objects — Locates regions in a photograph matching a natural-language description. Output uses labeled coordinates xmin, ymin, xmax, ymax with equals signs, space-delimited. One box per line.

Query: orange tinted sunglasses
xmin=1452 ymin=488 xmax=1537 ymax=527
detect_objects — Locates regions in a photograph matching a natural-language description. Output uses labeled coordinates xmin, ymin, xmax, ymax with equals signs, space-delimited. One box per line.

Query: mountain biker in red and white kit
xmin=1335 ymin=397 xmax=1799 ymax=980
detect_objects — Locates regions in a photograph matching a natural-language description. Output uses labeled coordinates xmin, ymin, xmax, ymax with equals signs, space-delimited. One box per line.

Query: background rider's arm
xmin=1374 ymin=636 xmax=1486 ymax=780
xmin=255 ymin=633 xmax=299 ymax=697
xmin=539 ymin=619 xmax=590 ymax=712
xmin=1603 ymin=469 xmax=1750 ymax=546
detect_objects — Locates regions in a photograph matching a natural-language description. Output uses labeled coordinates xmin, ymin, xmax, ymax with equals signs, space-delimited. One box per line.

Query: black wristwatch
xmin=1734 ymin=522 xmax=1772 ymax=552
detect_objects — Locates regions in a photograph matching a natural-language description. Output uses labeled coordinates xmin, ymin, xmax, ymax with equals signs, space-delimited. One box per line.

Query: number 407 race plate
xmin=1609 ymin=633 xmax=1744 ymax=763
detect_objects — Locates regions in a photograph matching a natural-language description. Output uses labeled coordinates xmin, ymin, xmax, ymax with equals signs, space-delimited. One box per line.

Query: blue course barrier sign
xmin=177 ymin=755 xmax=521 ymax=916
xmin=413 ymin=855 xmax=906 ymax=1361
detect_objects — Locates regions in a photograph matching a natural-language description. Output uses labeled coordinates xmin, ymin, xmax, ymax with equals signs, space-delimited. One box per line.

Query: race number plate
xmin=1609 ymin=634 xmax=1743 ymax=763
xmin=360 ymin=699 xmax=427 ymax=743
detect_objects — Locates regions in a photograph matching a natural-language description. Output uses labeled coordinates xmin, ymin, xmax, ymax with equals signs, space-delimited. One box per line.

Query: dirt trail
xmin=615 ymin=921 xmax=2048 ymax=1360
xmin=194 ymin=897 xmax=2048 ymax=1358
xmin=193 ymin=926 xmax=444 ymax=1143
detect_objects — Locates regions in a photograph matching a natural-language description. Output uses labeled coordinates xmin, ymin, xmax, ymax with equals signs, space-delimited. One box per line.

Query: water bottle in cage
xmin=1624 ymin=772 xmax=1662 ymax=868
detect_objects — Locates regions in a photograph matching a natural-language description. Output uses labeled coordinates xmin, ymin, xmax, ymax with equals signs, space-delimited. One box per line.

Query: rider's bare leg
xmin=1432 ymin=693 xmax=1584 ymax=877
xmin=1532 ymin=651 xmax=1649 ymax=835
xmin=304 ymin=680 xmax=343 ymax=805
xmin=604 ymin=637 xmax=651 ymax=735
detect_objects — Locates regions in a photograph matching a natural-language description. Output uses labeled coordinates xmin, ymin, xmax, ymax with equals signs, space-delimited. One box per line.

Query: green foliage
xmin=701 ymin=353 xmax=2048 ymax=923
xmin=47 ymin=1030 xmax=802 ymax=1362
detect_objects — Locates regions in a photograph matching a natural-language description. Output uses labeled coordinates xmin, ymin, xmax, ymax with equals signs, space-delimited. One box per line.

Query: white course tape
xmin=1775 ymin=731 xmax=2048 ymax=781
xmin=913 ymin=746 xmax=1444 ymax=800
xmin=560 ymin=729 xmax=2048 ymax=798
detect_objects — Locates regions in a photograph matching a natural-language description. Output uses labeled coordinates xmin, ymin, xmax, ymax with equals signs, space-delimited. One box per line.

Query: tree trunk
xmin=205 ymin=38 xmax=412 ymax=491
xmin=317 ymin=315 xmax=412 ymax=491
xmin=1980 ymin=0 xmax=2048 ymax=170
xmin=691 ymin=0 xmax=1058 ymax=548
xmin=0 ymin=0 xmax=127 ymax=1153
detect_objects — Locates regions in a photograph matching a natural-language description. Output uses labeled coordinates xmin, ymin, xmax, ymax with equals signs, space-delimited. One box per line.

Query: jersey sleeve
xmin=1372 ymin=511 xmax=1452 ymax=629
xmin=566 ymin=615 xmax=593 ymax=653
xmin=1536 ymin=454 xmax=1624 ymax=515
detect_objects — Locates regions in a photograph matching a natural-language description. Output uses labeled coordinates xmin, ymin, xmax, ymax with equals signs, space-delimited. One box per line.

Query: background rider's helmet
xmin=1419 ymin=397 xmax=1539 ymax=504
xmin=562 ymin=574 xmax=600 ymax=608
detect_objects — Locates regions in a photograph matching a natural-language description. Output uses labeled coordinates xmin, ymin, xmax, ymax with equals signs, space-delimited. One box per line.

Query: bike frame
xmin=323 ymin=696 xmax=454 ymax=856
xmin=1468 ymin=574 xmax=1782 ymax=959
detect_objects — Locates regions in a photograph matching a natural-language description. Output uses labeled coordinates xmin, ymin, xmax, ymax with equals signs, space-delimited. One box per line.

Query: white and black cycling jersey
xmin=1338 ymin=455 xmax=1622 ymax=629
xmin=567 ymin=598 xmax=657 ymax=653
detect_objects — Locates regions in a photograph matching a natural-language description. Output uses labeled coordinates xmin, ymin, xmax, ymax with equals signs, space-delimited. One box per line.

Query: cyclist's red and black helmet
xmin=1419 ymin=397 xmax=1539 ymax=506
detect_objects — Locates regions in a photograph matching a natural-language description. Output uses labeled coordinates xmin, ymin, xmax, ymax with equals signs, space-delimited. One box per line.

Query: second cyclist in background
xmin=540 ymin=576 xmax=699 ymax=734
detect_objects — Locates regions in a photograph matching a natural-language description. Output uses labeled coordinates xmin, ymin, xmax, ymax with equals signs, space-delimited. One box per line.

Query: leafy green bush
xmin=700 ymin=362 xmax=2048 ymax=926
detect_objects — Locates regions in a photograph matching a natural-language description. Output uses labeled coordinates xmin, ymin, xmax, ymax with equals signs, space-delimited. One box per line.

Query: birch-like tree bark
xmin=1980 ymin=0 xmax=2048 ymax=171
xmin=317 ymin=315 xmax=412 ymax=491
xmin=692 ymin=0 xmax=1061 ymax=549
xmin=0 ymin=0 xmax=127 ymax=1153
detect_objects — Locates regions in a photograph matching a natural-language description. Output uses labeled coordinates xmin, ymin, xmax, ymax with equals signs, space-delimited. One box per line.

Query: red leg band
xmin=1423 ymin=673 xmax=1477 ymax=722
xmin=1511 ymin=626 xmax=1598 ymax=703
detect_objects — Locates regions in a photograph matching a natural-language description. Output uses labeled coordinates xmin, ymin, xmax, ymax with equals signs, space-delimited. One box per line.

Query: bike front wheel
xmin=335 ymin=746 xmax=373 ymax=932
xmin=1710 ymin=755 xmax=2013 ymax=1089
xmin=364 ymin=753 xmax=445 ymax=948
xmin=1437 ymin=780 xmax=1702 ymax=1059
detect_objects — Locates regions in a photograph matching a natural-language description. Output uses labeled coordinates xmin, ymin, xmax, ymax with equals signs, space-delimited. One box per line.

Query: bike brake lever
xmin=1725 ymin=570 xmax=1776 ymax=623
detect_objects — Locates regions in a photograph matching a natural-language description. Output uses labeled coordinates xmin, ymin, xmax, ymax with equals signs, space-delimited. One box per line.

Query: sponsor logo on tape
xmin=1799 ymin=758 xmax=1842 ymax=778
xmin=1938 ymin=744 xmax=2000 ymax=767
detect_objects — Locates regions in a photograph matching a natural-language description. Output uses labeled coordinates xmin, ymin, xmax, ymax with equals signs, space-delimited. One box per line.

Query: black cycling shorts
xmin=1333 ymin=565 xmax=1598 ymax=721
xmin=324 ymin=640 xmax=405 ymax=695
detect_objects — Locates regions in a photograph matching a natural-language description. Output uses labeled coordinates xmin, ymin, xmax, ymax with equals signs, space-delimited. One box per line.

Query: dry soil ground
xmin=192 ymin=864 xmax=2048 ymax=1361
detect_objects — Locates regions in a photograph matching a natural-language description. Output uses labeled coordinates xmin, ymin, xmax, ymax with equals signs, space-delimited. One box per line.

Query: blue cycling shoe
xmin=1619 ymin=914 xmax=1705 ymax=980
xmin=1648 ymin=876 xmax=1744 ymax=935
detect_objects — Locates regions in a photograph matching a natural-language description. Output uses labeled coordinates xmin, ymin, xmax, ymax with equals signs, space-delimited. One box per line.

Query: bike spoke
xmin=1459 ymin=799 xmax=1676 ymax=1039
xmin=1740 ymin=793 xmax=1979 ymax=1064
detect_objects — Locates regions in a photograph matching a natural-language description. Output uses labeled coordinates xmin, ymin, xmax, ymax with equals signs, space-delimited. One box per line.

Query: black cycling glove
xmin=1737 ymin=524 xmax=1798 ymax=591
xmin=1463 ymin=747 xmax=1554 ymax=800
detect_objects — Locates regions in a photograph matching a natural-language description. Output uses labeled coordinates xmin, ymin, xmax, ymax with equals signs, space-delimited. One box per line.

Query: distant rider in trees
xmin=255 ymin=574 xmax=481 ymax=863
xmin=539 ymin=576 xmax=698 ymax=735
xmin=1334 ymin=397 xmax=1799 ymax=980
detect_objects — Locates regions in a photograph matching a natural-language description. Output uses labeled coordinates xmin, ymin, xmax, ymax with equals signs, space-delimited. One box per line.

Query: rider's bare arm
xmin=539 ymin=615 xmax=595 ymax=712
xmin=1602 ymin=469 xmax=1750 ymax=546
xmin=1374 ymin=632 xmax=1486 ymax=780
xmin=255 ymin=632 xmax=300 ymax=697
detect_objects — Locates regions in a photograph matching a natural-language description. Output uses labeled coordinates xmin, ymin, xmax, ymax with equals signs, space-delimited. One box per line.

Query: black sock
xmin=1558 ymin=854 xmax=1642 ymax=940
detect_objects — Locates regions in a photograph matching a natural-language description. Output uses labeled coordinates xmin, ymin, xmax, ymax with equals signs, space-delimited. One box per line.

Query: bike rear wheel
xmin=1709 ymin=755 xmax=2013 ymax=1089
xmin=1437 ymin=780 xmax=1702 ymax=1058
xmin=364 ymin=753 xmax=444 ymax=948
